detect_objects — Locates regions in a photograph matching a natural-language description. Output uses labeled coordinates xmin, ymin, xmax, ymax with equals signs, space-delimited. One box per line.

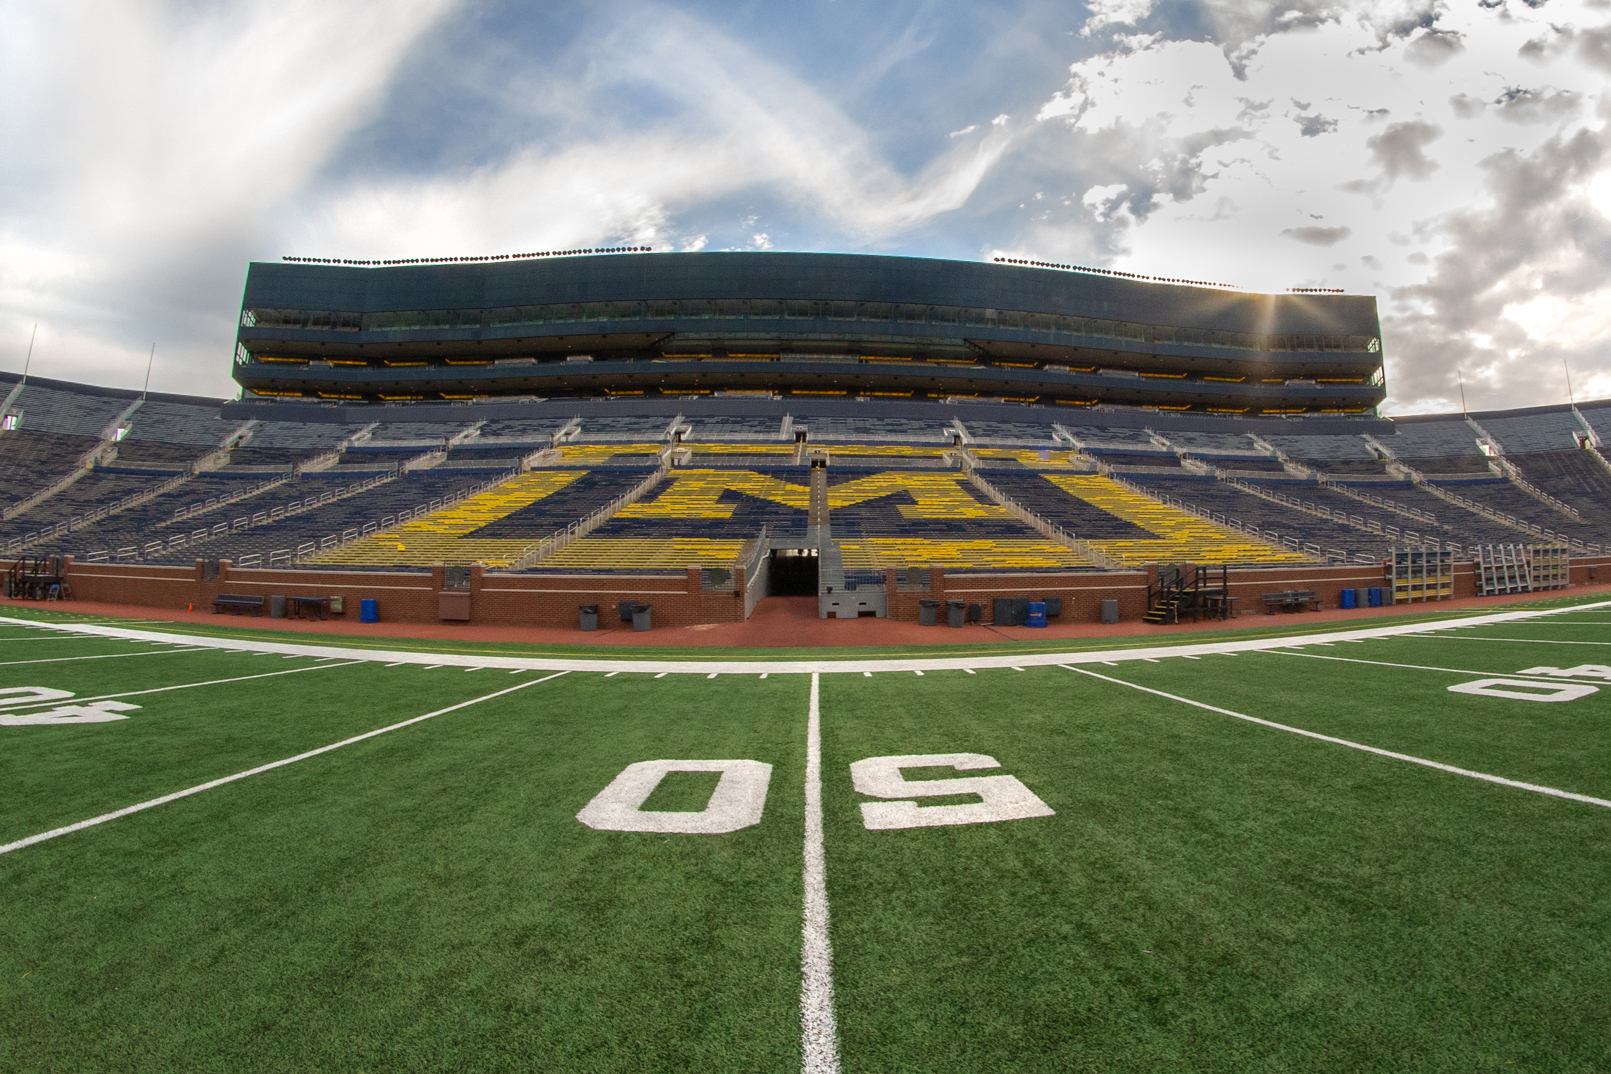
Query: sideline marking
xmin=0 ymin=636 xmax=99 ymax=642
xmin=0 ymin=672 xmax=569 ymax=856
xmin=1060 ymin=666 xmax=1611 ymax=810
xmin=801 ymin=672 xmax=841 ymax=1074
xmin=1421 ymin=636 xmax=1611 ymax=648
xmin=4 ymin=599 xmax=1611 ymax=675
xmin=0 ymin=661 xmax=365 ymax=711
xmin=0 ymin=648 xmax=210 ymax=668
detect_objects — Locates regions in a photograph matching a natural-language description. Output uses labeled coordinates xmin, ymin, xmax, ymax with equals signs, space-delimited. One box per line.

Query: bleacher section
xmin=1481 ymin=410 xmax=1588 ymax=455
xmin=1038 ymin=476 xmax=1308 ymax=565
xmin=795 ymin=416 xmax=943 ymax=442
xmin=537 ymin=469 xmax=810 ymax=570
xmin=141 ymin=470 xmax=499 ymax=567
xmin=968 ymin=448 xmax=1091 ymax=470
xmin=824 ymin=472 xmax=1092 ymax=570
xmin=0 ymin=431 xmax=102 ymax=508
xmin=1512 ymin=451 xmax=1611 ymax=520
xmin=688 ymin=417 xmax=782 ymax=440
xmin=1 ymin=470 xmax=178 ymax=540
xmin=3 ymin=381 xmax=130 ymax=436
xmin=1382 ymin=420 xmax=1485 ymax=461
xmin=961 ymin=420 xmax=1060 ymax=444
xmin=578 ymin=416 xmax=675 ymax=440
xmin=311 ymin=470 xmax=633 ymax=568
xmin=6 ymin=372 xmax=1611 ymax=571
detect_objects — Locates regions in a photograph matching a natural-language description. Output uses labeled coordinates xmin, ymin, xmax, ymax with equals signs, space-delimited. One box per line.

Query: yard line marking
xmin=0 ymin=648 xmax=211 ymax=668
xmin=0 ymin=672 xmax=569 ymax=858
xmin=801 ymin=672 xmax=842 ymax=1074
xmin=464 ymin=667 xmax=481 ymax=672
xmin=385 ymin=663 xmax=406 ymax=667
xmin=605 ymin=671 xmax=620 ymax=678
xmin=760 ymin=673 xmax=769 ymax=679
xmin=655 ymin=672 xmax=667 ymax=679
xmin=0 ymin=661 xmax=367 ymax=710
xmin=913 ymin=670 xmax=924 ymax=676
xmin=1060 ymin=666 xmax=1611 ymax=811
xmin=963 ymin=668 xmax=976 ymax=674
xmin=707 ymin=673 xmax=719 ymax=679
xmin=1265 ymin=650 xmax=1611 ymax=685
xmin=1012 ymin=666 xmax=1025 ymax=671
xmin=863 ymin=672 xmax=872 ymax=678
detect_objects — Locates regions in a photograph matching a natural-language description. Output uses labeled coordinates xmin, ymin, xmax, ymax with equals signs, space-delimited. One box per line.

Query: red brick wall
xmin=8 ymin=558 xmax=747 ymax=629
xmin=14 ymin=552 xmax=1610 ymax=629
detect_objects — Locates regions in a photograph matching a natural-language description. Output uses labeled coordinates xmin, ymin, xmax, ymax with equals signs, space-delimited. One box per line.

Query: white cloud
xmin=0 ymin=0 xmax=458 ymax=395
xmin=1034 ymin=0 xmax=1611 ymax=411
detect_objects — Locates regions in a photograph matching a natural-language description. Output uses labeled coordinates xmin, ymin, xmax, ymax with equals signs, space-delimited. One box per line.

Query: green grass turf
xmin=3 ymin=611 xmax=1611 ymax=1069
xmin=1 ymin=671 xmax=809 ymax=1072
xmin=821 ymin=660 xmax=1611 ymax=1072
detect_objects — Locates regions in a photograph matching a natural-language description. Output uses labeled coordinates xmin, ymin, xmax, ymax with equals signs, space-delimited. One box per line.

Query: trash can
xmin=579 ymin=604 xmax=599 ymax=631
xmin=1101 ymin=598 xmax=1120 ymax=624
xmin=1367 ymin=586 xmax=1383 ymax=607
xmin=631 ymin=603 xmax=651 ymax=632
xmin=1339 ymin=588 xmax=1357 ymax=610
xmin=946 ymin=600 xmax=966 ymax=628
xmin=1026 ymin=601 xmax=1048 ymax=628
xmin=967 ymin=603 xmax=982 ymax=624
xmin=919 ymin=598 xmax=941 ymax=626
xmin=1044 ymin=597 xmax=1062 ymax=618
xmin=619 ymin=600 xmax=636 ymax=622
xmin=359 ymin=598 xmax=378 ymax=623
xmin=269 ymin=595 xmax=286 ymax=619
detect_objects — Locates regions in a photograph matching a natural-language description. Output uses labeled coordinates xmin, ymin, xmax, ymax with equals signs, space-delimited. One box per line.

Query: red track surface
xmin=7 ymin=585 xmax=1610 ymax=649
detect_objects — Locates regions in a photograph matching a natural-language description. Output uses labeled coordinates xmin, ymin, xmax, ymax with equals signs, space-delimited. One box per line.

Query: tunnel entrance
xmin=769 ymin=549 xmax=819 ymax=595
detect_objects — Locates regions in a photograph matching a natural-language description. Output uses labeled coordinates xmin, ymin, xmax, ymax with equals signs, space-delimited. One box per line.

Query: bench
xmin=1262 ymin=590 xmax=1320 ymax=614
xmin=213 ymin=594 xmax=265 ymax=616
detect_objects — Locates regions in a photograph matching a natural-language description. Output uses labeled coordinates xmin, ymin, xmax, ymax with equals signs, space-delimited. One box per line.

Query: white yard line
xmin=801 ymin=672 xmax=842 ymax=1074
xmin=0 ymin=648 xmax=211 ymax=668
xmin=3 ymin=600 xmax=1609 ymax=675
xmin=1060 ymin=666 xmax=1611 ymax=811
xmin=1265 ymin=650 xmax=1611 ymax=684
xmin=0 ymin=672 xmax=569 ymax=857
xmin=0 ymin=660 xmax=368 ymax=710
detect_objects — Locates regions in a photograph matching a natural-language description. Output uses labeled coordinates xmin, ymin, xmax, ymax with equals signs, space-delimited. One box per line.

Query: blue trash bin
xmin=359 ymin=598 xmax=378 ymax=623
xmin=1340 ymin=588 xmax=1356 ymax=609
xmin=1367 ymin=587 xmax=1383 ymax=608
xmin=1026 ymin=600 xmax=1048 ymax=628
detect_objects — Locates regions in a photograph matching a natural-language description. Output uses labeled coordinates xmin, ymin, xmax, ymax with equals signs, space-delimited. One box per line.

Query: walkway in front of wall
xmin=6 ymin=585 xmax=1611 ymax=651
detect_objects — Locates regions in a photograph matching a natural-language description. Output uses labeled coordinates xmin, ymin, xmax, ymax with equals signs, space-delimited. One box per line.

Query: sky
xmin=1 ymin=0 xmax=1609 ymax=415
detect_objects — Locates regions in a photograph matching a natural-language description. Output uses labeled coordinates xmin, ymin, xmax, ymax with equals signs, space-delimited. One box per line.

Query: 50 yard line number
xmin=576 ymin=754 xmax=1055 ymax=834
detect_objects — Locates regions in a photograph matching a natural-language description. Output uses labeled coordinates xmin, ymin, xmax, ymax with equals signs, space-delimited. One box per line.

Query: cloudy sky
xmin=2 ymin=0 xmax=1609 ymax=414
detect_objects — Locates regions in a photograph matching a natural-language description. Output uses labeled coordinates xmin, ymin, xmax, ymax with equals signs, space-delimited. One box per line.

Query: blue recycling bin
xmin=1026 ymin=600 xmax=1048 ymax=628
xmin=1367 ymin=587 xmax=1383 ymax=608
xmin=1339 ymin=588 xmax=1356 ymax=609
xmin=359 ymin=598 xmax=378 ymax=623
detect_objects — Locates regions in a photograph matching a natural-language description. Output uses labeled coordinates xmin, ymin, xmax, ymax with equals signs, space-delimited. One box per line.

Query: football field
xmin=3 ymin=598 xmax=1611 ymax=1072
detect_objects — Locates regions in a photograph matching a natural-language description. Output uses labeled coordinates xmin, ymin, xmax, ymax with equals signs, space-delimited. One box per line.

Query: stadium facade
xmin=233 ymin=252 xmax=1385 ymax=415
